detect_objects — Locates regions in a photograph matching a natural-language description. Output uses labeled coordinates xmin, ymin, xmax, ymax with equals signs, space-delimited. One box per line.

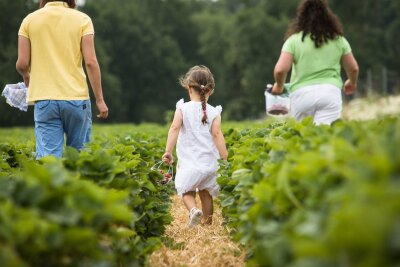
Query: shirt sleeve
xmin=176 ymin=99 xmax=184 ymax=109
xmin=208 ymin=105 xmax=222 ymax=125
xmin=18 ymin=17 xmax=30 ymax=39
xmin=341 ymin=37 xmax=352 ymax=55
xmin=82 ymin=15 xmax=94 ymax=36
xmin=282 ymin=35 xmax=295 ymax=54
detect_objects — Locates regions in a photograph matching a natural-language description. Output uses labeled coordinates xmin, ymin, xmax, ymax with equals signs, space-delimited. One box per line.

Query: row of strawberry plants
xmin=0 ymin=124 xmax=173 ymax=266
xmin=218 ymin=117 xmax=400 ymax=267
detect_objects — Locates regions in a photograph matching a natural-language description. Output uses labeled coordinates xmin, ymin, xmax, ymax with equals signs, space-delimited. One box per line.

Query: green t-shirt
xmin=282 ymin=32 xmax=352 ymax=93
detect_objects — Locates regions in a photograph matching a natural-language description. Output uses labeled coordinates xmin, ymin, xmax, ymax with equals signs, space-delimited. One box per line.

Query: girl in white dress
xmin=162 ymin=65 xmax=228 ymax=228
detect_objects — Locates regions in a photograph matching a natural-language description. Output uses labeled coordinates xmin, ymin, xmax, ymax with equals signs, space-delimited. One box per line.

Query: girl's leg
xmin=199 ymin=190 xmax=213 ymax=224
xmin=183 ymin=191 xmax=203 ymax=227
xmin=182 ymin=191 xmax=197 ymax=211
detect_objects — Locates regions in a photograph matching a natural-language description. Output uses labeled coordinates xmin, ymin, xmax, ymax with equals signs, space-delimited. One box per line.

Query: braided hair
xmin=179 ymin=65 xmax=215 ymax=125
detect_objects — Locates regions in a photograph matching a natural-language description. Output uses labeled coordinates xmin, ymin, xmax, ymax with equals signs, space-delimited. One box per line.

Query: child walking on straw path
xmin=162 ymin=65 xmax=228 ymax=228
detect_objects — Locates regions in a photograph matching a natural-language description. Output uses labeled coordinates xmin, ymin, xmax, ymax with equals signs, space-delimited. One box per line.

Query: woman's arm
xmin=272 ymin=51 xmax=293 ymax=94
xmin=16 ymin=36 xmax=31 ymax=86
xmin=162 ymin=109 xmax=183 ymax=164
xmin=82 ymin=34 xmax=108 ymax=119
xmin=341 ymin=53 xmax=359 ymax=95
xmin=211 ymin=115 xmax=228 ymax=160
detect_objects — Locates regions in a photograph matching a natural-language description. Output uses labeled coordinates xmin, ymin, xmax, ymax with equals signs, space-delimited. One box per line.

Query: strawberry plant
xmin=0 ymin=124 xmax=174 ymax=266
xmin=218 ymin=117 xmax=400 ymax=267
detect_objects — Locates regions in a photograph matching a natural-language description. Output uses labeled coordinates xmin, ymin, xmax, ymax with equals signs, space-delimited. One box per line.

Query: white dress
xmin=174 ymin=99 xmax=222 ymax=197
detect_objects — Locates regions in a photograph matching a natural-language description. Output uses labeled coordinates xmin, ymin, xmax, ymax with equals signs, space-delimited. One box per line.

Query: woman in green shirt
xmin=272 ymin=0 xmax=359 ymax=125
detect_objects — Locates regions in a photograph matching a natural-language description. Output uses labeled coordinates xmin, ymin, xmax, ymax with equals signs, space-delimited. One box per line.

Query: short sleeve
xmin=176 ymin=98 xmax=184 ymax=109
xmin=282 ymin=35 xmax=295 ymax=54
xmin=82 ymin=15 xmax=94 ymax=36
xmin=18 ymin=17 xmax=30 ymax=39
xmin=340 ymin=37 xmax=352 ymax=55
xmin=215 ymin=105 xmax=222 ymax=114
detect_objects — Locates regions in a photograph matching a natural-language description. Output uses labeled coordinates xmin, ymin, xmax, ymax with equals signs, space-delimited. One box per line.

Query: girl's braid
xmin=179 ymin=65 xmax=215 ymax=125
xmin=199 ymin=84 xmax=208 ymax=125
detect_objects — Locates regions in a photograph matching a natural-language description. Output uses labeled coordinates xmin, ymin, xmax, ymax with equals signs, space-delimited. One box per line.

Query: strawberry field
xmin=219 ymin=117 xmax=400 ymax=267
xmin=0 ymin=124 xmax=174 ymax=266
xmin=1 ymin=116 xmax=399 ymax=267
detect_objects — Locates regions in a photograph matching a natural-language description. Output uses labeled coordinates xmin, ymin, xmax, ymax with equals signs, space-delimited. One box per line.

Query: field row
xmin=1 ymin=117 xmax=400 ymax=266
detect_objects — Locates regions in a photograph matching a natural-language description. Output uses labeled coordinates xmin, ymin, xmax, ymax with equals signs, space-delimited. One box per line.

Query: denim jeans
xmin=34 ymin=100 xmax=92 ymax=159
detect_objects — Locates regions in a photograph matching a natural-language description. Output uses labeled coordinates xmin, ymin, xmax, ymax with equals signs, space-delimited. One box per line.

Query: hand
xmin=23 ymin=75 xmax=30 ymax=87
xmin=221 ymin=152 xmax=228 ymax=161
xmin=271 ymin=83 xmax=284 ymax=95
xmin=343 ymin=79 xmax=357 ymax=95
xmin=96 ymin=99 xmax=108 ymax=119
xmin=162 ymin=152 xmax=174 ymax=165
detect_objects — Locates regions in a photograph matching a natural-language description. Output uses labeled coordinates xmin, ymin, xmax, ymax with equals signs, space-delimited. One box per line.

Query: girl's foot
xmin=188 ymin=207 xmax=202 ymax=228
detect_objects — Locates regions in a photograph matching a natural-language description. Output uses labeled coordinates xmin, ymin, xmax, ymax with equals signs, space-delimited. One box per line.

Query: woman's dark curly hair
xmin=285 ymin=0 xmax=343 ymax=48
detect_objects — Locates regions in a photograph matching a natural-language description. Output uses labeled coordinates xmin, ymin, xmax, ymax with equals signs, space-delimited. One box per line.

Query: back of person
xmin=272 ymin=0 xmax=359 ymax=125
xmin=16 ymin=0 xmax=108 ymax=159
xmin=284 ymin=32 xmax=351 ymax=93
xmin=19 ymin=2 xmax=93 ymax=102
xmin=162 ymin=65 xmax=228 ymax=227
xmin=177 ymin=101 xmax=220 ymax=171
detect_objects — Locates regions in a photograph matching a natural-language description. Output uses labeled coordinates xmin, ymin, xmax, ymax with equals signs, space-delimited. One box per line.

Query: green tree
xmin=194 ymin=0 xmax=294 ymax=119
xmin=83 ymin=0 xmax=188 ymax=123
xmin=1 ymin=0 xmax=400 ymax=126
xmin=330 ymin=0 xmax=400 ymax=93
xmin=0 ymin=0 xmax=36 ymax=126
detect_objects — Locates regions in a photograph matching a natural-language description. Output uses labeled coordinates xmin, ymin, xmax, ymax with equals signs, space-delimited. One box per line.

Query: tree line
xmin=1 ymin=0 xmax=399 ymax=126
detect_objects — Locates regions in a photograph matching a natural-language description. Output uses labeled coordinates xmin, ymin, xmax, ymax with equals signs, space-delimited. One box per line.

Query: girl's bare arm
xmin=211 ymin=115 xmax=228 ymax=160
xmin=162 ymin=109 xmax=183 ymax=164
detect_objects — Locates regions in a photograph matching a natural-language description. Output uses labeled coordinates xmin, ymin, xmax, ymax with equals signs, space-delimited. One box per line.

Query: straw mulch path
xmin=148 ymin=194 xmax=246 ymax=267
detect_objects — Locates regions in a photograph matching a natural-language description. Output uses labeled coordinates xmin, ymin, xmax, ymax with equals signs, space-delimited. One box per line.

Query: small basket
xmin=151 ymin=161 xmax=174 ymax=185
xmin=265 ymin=83 xmax=290 ymax=117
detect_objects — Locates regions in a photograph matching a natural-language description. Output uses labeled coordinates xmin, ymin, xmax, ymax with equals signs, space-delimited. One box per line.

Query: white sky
xmin=76 ymin=0 xmax=85 ymax=6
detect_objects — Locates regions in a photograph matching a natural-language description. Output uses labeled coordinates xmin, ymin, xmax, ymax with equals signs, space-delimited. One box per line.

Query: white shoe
xmin=188 ymin=208 xmax=202 ymax=228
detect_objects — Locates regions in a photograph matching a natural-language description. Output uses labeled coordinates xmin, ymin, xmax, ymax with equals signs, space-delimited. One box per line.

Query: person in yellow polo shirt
xmin=16 ymin=0 xmax=108 ymax=159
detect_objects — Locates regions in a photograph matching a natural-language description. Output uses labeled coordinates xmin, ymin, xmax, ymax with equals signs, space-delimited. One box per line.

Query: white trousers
xmin=290 ymin=84 xmax=342 ymax=125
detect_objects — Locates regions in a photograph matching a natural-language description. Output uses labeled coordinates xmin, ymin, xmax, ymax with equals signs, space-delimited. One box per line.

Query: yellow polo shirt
xmin=18 ymin=1 xmax=94 ymax=102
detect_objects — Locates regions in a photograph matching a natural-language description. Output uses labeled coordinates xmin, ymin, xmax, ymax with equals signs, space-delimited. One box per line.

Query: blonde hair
xmin=179 ymin=65 xmax=215 ymax=125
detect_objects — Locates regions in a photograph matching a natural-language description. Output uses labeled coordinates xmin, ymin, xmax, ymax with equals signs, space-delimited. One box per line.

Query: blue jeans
xmin=34 ymin=100 xmax=92 ymax=159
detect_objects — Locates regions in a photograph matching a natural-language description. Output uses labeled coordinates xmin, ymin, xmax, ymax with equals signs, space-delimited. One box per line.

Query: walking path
xmin=149 ymin=195 xmax=245 ymax=267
